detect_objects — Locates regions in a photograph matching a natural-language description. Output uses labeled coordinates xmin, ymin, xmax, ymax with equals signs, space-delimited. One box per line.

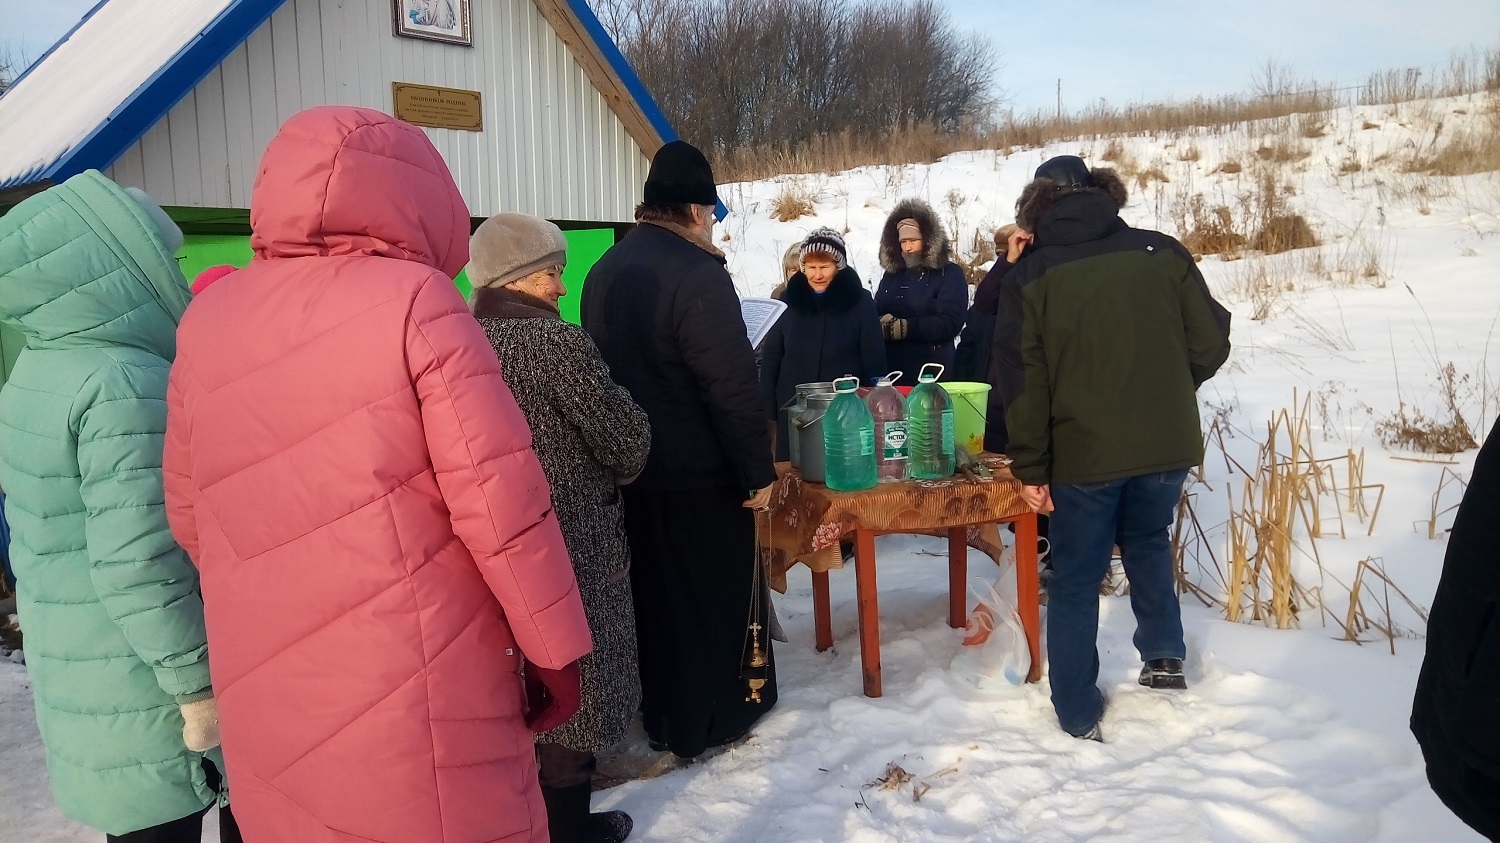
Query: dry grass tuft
xmin=1376 ymin=404 xmax=1478 ymax=453
xmin=1134 ymin=166 xmax=1170 ymax=188
xmin=1252 ymin=214 xmax=1319 ymax=254
xmin=1215 ymin=160 xmax=1244 ymax=175
xmin=1297 ymin=114 xmax=1329 ymax=138
xmin=1376 ymin=363 xmax=1480 ymax=453
xmin=1256 ymin=141 xmax=1311 ymax=163
xmin=769 ymin=182 xmax=817 ymax=222
xmin=1405 ymin=104 xmax=1500 ymax=175
xmin=1177 ymin=195 xmax=1246 ymax=256
xmin=1178 ymin=143 xmax=1202 ymax=162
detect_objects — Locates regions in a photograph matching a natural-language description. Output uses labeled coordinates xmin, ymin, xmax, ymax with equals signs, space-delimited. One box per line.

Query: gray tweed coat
xmin=474 ymin=286 xmax=650 ymax=752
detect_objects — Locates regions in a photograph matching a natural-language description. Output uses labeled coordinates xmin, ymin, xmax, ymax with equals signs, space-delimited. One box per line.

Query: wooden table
xmin=763 ymin=459 xmax=1041 ymax=697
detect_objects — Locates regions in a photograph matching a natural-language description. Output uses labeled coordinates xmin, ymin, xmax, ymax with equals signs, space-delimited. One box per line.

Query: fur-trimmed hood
xmin=878 ymin=198 xmax=951 ymax=274
xmin=1015 ymin=166 xmax=1128 ymax=235
xmin=781 ymin=265 xmax=866 ymax=314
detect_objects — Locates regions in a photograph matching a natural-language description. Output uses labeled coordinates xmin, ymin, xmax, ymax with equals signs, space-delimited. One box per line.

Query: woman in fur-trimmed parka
xmin=872 ymin=198 xmax=969 ymax=382
xmin=469 ymin=213 xmax=649 ymax=843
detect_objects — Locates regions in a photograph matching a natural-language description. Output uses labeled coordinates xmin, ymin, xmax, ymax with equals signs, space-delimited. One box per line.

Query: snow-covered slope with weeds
xmin=4 ymin=93 xmax=1499 ymax=841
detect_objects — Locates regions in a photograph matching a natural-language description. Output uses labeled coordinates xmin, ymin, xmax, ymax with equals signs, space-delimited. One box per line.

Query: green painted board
xmin=177 ymin=228 xmax=617 ymax=327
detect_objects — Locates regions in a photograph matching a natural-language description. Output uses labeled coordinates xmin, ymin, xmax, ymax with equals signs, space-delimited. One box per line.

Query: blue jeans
xmin=1046 ymin=468 xmax=1189 ymax=734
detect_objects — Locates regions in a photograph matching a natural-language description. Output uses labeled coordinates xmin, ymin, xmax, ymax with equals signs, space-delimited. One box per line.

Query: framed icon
xmin=393 ymin=0 xmax=471 ymax=46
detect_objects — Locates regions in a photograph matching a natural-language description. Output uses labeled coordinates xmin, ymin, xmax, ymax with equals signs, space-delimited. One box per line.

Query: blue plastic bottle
xmin=823 ymin=376 xmax=877 ymax=491
xmin=907 ymin=363 xmax=955 ymax=480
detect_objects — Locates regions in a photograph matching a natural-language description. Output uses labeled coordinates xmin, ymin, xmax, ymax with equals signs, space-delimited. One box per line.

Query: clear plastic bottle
xmin=866 ymin=371 xmax=909 ymax=483
xmin=907 ymin=363 xmax=955 ymax=480
xmin=822 ymin=375 xmax=877 ymax=491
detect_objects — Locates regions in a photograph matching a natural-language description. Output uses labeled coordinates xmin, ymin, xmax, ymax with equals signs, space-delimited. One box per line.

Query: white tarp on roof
xmin=0 ymin=0 xmax=236 ymax=187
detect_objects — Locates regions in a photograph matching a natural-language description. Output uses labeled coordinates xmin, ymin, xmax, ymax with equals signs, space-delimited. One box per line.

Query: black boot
xmin=541 ymin=781 xmax=633 ymax=843
xmin=588 ymin=809 xmax=634 ymax=843
xmin=541 ymin=782 xmax=590 ymax=843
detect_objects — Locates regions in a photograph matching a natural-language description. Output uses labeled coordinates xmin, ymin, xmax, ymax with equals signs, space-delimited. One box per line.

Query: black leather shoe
xmin=1138 ymin=658 xmax=1188 ymax=690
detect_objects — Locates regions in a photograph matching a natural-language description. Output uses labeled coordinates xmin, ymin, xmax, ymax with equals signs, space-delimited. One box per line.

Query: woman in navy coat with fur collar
xmin=873 ymin=198 xmax=969 ymax=382
xmin=761 ymin=228 xmax=886 ymax=461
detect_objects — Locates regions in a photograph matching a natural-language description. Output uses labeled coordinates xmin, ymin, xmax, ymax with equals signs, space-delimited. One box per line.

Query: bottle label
xmin=941 ymin=409 xmax=954 ymax=454
xmin=858 ymin=426 xmax=875 ymax=456
xmin=880 ymin=420 xmax=909 ymax=460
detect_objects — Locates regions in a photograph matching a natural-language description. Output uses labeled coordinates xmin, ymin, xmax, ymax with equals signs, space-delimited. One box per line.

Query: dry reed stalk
xmin=1428 ymin=467 xmax=1470 ymax=538
xmin=1222 ymin=393 xmax=1355 ymax=628
xmin=1341 ymin=558 xmax=1432 ymax=653
xmin=1173 ymin=492 xmax=1225 ymax=607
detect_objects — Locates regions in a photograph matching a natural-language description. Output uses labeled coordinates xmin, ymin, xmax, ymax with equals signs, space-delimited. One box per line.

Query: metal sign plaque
xmin=392 ymin=82 xmax=483 ymax=132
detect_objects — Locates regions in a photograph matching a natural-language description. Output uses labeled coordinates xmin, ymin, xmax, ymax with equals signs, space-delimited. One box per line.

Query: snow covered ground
xmin=3 ymin=92 xmax=1498 ymax=840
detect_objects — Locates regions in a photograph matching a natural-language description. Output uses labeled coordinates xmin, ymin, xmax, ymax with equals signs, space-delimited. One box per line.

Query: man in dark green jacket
xmin=993 ymin=156 xmax=1231 ymax=741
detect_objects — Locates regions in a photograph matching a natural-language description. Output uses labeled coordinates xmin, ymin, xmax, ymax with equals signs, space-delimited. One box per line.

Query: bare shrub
xmin=1178 ymin=143 xmax=1202 ymax=162
xmin=600 ymin=0 xmax=999 ymax=170
xmin=956 ymin=227 xmax=998 ymax=284
xmin=1101 ymin=137 xmax=1127 ymax=162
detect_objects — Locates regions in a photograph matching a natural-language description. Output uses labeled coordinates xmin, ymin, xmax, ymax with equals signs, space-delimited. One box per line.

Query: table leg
xmin=948 ymin=527 xmax=967 ymax=629
xmin=812 ymin=568 xmax=833 ymax=652
xmin=854 ymin=529 xmax=881 ymax=697
xmin=1014 ymin=513 xmax=1043 ymax=683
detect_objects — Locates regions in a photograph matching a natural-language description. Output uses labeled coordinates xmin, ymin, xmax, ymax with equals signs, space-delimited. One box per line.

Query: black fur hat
xmin=1015 ymin=162 xmax=1128 ymax=233
xmin=644 ymin=140 xmax=720 ymax=206
xmin=1034 ymin=155 xmax=1094 ymax=192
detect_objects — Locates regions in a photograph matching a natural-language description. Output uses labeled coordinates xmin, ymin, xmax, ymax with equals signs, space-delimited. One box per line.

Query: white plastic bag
xmin=951 ymin=574 xmax=1030 ymax=689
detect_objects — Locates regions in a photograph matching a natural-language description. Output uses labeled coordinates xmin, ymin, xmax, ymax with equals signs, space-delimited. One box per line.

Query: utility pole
xmin=1056 ymin=78 xmax=1062 ymax=119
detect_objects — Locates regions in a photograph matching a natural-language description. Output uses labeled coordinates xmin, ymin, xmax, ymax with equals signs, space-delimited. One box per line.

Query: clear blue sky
xmin=4 ymin=0 xmax=1497 ymax=112
xmin=950 ymin=0 xmax=1500 ymax=112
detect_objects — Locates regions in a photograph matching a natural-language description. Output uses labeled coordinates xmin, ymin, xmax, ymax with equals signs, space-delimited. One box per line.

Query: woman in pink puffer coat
xmin=163 ymin=106 xmax=593 ymax=842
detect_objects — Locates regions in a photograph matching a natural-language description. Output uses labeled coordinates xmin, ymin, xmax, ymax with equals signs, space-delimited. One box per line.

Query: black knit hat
xmin=799 ymin=227 xmax=848 ymax=269
xmin=644 ymin=140 xmax=720 ymax=206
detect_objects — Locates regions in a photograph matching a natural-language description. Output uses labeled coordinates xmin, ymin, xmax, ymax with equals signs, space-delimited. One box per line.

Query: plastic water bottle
xmin=908 ymin=363 xmax=955 ymax=479
xmin=823 ymin=376 xmax=877 ymax=491
xmin=866 ymin=371 xmax=909 ymax=483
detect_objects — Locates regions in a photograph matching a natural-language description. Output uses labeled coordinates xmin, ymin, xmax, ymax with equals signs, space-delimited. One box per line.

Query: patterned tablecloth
xmin=763 ymin=456 xmax=1029 ymax=593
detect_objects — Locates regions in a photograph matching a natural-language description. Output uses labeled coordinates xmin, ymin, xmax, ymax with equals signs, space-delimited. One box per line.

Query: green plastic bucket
xmin=944 ymin=381 xmax=992 ymax=455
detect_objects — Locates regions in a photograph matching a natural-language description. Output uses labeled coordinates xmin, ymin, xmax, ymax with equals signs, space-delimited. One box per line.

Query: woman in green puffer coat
xmin=0 ymin=170 xmax=237 ymax=842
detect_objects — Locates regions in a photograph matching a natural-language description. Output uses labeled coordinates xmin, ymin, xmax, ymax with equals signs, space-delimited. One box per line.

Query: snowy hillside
xmin=4 ymin=92 xmax=1498 ymax=841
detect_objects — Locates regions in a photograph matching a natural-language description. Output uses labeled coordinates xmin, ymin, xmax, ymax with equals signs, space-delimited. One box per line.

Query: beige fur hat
xmin=468 ymin=213 xmax=568 ymax=290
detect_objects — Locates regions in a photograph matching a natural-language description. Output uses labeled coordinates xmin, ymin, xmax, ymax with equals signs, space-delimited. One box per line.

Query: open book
xmin=742 ymin=297 xmax=788 ymax=350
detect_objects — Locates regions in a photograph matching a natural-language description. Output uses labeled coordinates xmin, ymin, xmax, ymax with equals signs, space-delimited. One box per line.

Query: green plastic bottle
xmin=822 ymin=375 xmax=877 ymax=491
xmin=907 ymin=363 xmax=955 ymax=479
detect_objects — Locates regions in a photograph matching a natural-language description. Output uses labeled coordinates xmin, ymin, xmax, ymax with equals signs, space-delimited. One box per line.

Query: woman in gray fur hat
xmin=872 ymin=198 xmax=969 ymax=382
xmin=469 ymin=213 xmax=650 ymax=843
